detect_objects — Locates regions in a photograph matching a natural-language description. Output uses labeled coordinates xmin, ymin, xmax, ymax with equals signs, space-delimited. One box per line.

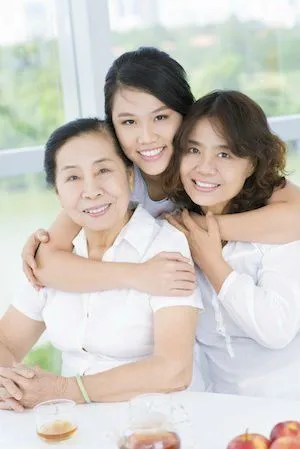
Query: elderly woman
xmin=0 ymin=118 xmax=202 ymax=411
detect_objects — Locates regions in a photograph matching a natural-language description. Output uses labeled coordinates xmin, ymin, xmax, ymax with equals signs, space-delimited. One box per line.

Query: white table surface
xmin=1 ymin=391 xmax=300 ymax=448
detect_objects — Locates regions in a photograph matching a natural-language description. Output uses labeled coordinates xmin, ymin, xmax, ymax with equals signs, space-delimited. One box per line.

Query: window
xmin=0 ymin=0 xmax=62 ymax=316
xmin=0 ymin=0 xmax=63 ymax=149
xmin=108 ymin=0 xmax=300 ymax=181
xmin=108 ymin=0 xmax=300 ymax=117
xmin=286 ymin=140 xmax=300 ymax=184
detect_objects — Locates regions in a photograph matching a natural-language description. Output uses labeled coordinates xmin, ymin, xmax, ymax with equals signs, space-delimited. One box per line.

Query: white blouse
xmin=13 ymin=206 xmax=203 ymax=389
xmin=196 ymin=239 xmax=300 ymax=399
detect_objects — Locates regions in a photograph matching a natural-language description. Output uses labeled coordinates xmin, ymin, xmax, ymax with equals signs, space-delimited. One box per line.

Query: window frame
xmin=0 ymin=0 xmax=299 ymax=178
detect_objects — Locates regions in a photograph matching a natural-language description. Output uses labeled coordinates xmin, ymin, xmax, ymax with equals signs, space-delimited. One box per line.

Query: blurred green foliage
xmin=23 ymin=342 xmax=61 ymax=375
xmin=111 ymin=18 xmax=300 ymax=116
xmin=1 ymin=17 xmax=300 ymax=149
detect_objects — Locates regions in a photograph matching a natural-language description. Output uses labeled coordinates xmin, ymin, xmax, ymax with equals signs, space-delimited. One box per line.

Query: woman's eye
xmin=66 ymin=175 xmax=79 ymax=182
xmin=218 ymin=152 xmax=230 ymax=159
xmin=155 ymin=114 xmax=168 ymax=121
xmin=187 ymin=147 xmax=200 ymax=154
xmin=121 ymin=119 xmax=135 ymax=125
xmin=98 ymin=168 xmax=110 ymax=174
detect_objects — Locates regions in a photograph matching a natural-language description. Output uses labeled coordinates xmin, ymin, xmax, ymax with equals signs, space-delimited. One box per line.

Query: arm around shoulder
xmin=197 ymin=181 xmax=300 ymax=244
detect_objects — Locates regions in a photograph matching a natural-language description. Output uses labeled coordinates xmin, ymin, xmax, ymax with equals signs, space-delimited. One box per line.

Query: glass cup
xmin=117 ymin=393 xmax=189 ymax=449
xmin=34 ymin=399 xmax=77 ymax=443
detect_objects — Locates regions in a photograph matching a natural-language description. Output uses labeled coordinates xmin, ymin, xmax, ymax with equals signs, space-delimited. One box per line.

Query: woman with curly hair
xmin=165 ymin=90 xmax=300 ymax=399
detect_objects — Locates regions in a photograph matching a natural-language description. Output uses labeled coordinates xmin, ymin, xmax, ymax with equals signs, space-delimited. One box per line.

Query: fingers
xmin=21 ymin=233 xmax=41 ymax=266
xmin=0 ymin=367 xmax=27 ymax=385
xmin=0 ymin=399 xmax=24 ymax=412
xmin=21 ymin=229 xmax=50 ymax=284
xmin=22 ymin=260 xmax=44 ymax=290
xmin=157 ymin=252 xmax=191 ymax=263
xmin=169 ymin=281 xmax=196 ymax=295
xmin=0 ymin=380 xmax=22 ymax=400
xmin=181 ymin=209 xmax=198 ymax=230
xmin=0 ymin=386 xmax=11 ymax=399
xmin=12 ymin=363 xmax=35 ymax=379
xmin=206 ymin=211 xmax=220 ymax=237
xmin=23 ymin=252 xmax=37 ymax=271
xmin=35 ymin=229 xmax=50 ymax=244
xmin=168 ymin=262 xmax=195 ymax=276
xmin=165 ymin=214 xmax=188 ymax=236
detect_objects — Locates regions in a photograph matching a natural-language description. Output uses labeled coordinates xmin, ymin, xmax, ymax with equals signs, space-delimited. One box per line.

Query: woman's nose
xmin=195 ymin=158 xmax=217 ymax=175
xmin=137 ymin=123 xmax=157 ymax=145
xmin=82 ymin=180 xmax=104 ymax=199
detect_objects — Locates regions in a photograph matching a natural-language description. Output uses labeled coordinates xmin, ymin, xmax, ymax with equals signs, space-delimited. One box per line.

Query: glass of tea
xmin=117 ymin=394 xmax=187 ymax=449
xmin=34 ymin=399 xmax=77 ymax=443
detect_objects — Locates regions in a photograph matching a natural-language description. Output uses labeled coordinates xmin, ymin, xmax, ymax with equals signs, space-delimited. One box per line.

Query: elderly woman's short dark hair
xmin=44 ymin=118 xmax=132 ymax=187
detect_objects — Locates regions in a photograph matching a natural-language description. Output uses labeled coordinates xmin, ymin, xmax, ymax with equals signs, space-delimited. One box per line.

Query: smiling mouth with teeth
xmin=83 ymin=203 xmax=111 ymax=217
xmin=138 ymin=146 xmax=166 ymax=161
xmin=192 ymin=180 xmax=220 ymax=192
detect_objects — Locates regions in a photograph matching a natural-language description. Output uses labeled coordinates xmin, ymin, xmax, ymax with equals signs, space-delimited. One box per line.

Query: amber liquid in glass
xmin=119 ymin=430 xmax=181 ymax=449
xmin=37 ymin=419 xmax=77 ymax=442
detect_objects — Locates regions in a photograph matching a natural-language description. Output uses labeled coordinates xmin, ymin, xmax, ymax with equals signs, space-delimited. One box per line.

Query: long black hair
xmin=104 ymin=47 xmax=194 ymax=126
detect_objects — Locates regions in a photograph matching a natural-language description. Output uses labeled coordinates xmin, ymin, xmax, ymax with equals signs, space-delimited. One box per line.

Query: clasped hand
xmin=166 ymin=209 xmax=223 ymax=271
xmin=0 ymin=364 xmax=63 ymax=411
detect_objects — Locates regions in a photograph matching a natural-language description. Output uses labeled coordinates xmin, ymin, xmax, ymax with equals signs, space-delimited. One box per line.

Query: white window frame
xmin=0 ymin=0 xmax=113 ymax=178
xmin=0 ymin=0 xmax=299 ymax=179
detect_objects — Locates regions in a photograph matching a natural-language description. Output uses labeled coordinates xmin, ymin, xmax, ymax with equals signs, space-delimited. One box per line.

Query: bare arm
xmin=26 ymin=210 xmax=144 ymax=290
xmin=23 ymin=211 xmax=195 ymax=296
xmin=0 ymin=306 xmax=45 ymax=367
xmin=64 ymin=306 xmax=199 ymax=402
xmin=192 ymin=181 xmax=300 ymax=243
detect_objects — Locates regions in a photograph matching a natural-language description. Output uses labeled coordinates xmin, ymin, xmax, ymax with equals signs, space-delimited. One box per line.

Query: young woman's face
xmin=180 ymin=118 xmax=254 ymax=214
xmin=112 ymin=88 xmax=183 ymax=176
xmin=55 ymin=132 xmax=132 ymax=231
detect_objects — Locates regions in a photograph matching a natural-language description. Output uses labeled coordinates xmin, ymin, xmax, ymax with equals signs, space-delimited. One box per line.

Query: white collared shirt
xmin=131 ymin=165 xmax=176 ymax=217
xmin=196 ymin=239 xmax=300 ymax=399
xmin=13 ymin=206 xmax=203 ymax=388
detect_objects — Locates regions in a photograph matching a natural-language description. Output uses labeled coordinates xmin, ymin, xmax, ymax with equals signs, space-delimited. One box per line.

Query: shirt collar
xmin=112 ymin=204 xmax=157 ymax=257
xmin=73 ymin=204 xmax=157 ymax=259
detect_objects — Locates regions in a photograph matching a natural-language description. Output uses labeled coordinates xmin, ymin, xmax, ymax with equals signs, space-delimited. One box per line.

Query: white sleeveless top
xmin=131 ymin=165 xmax=176 ymax=217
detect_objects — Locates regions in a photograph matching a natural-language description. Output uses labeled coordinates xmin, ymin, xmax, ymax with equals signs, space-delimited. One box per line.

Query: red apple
xmin=270 ymin=436 xmax=300 ymax=449
xmin=270 ymin=422 xmax=300 ymax=442
xmin=227 ymin=432 xmax=270 ymax=449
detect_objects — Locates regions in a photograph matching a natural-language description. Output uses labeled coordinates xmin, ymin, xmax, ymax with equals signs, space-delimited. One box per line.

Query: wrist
xmin=205 ymin=255 xmax=225 ymax=270
xmin=129 ymin=263 xmax=145 ymax=292
xmin=116 ymin=263 xmax=140 ymax=290
xmin=60 ymin=376 xmax=85 ymax=404
xmin=194 ymin=254 xmax=223 ymax=273
xmin=202 ymin=259 xmax=233 ymax=293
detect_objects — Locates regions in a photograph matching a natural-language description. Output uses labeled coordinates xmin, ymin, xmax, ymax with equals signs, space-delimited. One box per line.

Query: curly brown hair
xmin=163 ymin=90 xmax=287 ymax=215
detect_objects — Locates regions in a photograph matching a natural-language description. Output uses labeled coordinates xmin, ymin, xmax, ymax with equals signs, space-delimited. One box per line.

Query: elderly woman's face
xmin=55 ymin=132 xmax=132 ymax=231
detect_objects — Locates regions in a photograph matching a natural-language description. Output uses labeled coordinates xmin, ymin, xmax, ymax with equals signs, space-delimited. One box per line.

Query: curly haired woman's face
xmin=180 ymin=118 xmax=254 ymax=214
